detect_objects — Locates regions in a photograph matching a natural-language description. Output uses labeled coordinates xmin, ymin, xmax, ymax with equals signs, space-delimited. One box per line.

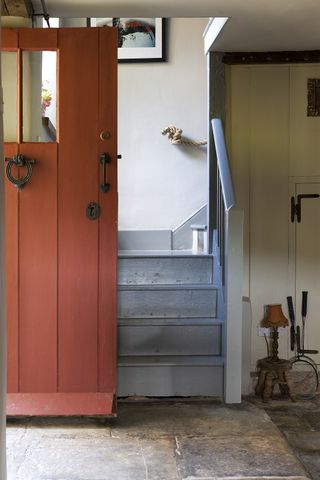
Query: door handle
xmin=291 ymin=194 xmax=320 ymax=222
xmin=100 ymin=153 xmax=111 ymax=193
xmin=5 ymin=154 xmax=36 ymax=189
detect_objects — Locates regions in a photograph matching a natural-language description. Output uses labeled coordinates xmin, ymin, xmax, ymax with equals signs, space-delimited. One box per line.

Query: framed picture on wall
xmin=91 ymin=18 xmax=166 ymax=62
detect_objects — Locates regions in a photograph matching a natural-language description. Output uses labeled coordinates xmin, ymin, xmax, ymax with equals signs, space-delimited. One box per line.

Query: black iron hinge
xmin=291 ymin=194 xmax=320 ymax=222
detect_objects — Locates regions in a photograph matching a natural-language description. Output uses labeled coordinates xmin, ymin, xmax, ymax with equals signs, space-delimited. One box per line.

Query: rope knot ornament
xmin=161 ymin=126 xmax=183 ymax=144
xmin=161 ymin=125 xmax=207 ymax=147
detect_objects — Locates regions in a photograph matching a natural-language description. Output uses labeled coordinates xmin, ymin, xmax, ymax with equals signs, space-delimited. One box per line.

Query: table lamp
xmin=262 ymin=304 xmax=289 ymax=362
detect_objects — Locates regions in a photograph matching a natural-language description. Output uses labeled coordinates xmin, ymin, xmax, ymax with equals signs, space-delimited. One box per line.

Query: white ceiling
xmin=43 ymin=0 xmax=320 ymax=51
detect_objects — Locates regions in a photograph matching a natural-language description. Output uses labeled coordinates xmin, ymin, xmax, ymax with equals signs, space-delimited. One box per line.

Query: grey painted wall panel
xmin=118 ymin=256 xmax=213 ymax=285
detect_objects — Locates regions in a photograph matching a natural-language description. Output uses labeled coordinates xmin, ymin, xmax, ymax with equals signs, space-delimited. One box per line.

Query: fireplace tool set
xmin=287 ymin=292 xmax=319 ymax=396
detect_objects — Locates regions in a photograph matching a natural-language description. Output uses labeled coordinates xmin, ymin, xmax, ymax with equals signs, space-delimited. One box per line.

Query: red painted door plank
xmin=1 ymin=29 xmax=18 ymax=50
xmin=19 ymin=144 xmax=58 ymax=393
xmin=4 ymin=144 xmax=19 ymax=392
xmin=98 ymin=28 xmax=118 ymax=393
xmin=58 ymin=29 xmax=100 ymax=392
xmin=7 ymin=392 xmax=116 ymax=416
xmin=19 ymin=28 xmax=58 ymax=50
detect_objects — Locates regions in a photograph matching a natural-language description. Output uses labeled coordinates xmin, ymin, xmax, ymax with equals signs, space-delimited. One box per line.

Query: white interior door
xmin=294 ymin=182 xmax=320 ymax=365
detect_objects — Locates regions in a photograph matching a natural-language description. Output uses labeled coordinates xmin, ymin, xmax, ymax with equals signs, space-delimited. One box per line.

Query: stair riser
xmin=118 ymin=324 xmax=221 ymax=356
xmin=118 ymin=289 xmax=217 ymax=318
xmin=117 ymin=365 xmax=223 ymax=396
xmin=118 ymin=257 xmax=213 ymax=285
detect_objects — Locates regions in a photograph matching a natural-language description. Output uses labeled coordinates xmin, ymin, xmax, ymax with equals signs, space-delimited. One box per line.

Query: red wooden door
xmin=2 ymin=28 xmax=118 ymax=416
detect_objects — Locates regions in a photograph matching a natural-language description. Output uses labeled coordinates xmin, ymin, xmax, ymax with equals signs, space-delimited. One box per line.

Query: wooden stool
xmin=255 ymin=358 xmax=295 ymax=402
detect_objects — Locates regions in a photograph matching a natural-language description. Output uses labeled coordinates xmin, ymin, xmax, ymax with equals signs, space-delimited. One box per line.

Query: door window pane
xmin=22 ymin=51 xmax=57 ymax=142
xmin=2 ymin=52 xmax=18 ymax=142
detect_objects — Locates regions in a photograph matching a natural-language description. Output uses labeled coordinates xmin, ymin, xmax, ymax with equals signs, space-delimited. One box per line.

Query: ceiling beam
xmin=1 ymin=0 xmax=31 ymax=17
xmin=222 ymin=50 xmax=320 ymax=65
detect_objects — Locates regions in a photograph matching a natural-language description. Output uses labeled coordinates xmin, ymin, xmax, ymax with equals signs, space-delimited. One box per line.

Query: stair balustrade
xmin=211 ymin=118 xmax=244 ymax=404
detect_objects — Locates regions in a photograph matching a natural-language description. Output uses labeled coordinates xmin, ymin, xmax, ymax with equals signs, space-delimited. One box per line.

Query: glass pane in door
xmin=2 ymin=52 xmax=18 ymax=142
xmin=22 ymin=51 xmax=57 ymax=142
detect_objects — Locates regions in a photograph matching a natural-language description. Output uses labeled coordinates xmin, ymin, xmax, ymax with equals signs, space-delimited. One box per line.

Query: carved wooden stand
xmin=255 ymin=358 xmax=295 ymax=403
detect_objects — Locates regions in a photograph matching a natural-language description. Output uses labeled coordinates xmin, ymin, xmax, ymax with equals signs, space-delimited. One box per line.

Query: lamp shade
xmin=262 ymin=304 xmax=289 ymax=328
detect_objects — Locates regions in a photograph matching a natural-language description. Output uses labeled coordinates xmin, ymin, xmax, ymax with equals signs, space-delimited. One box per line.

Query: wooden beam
xmin=223 ymin=50 xmax=320 ymax=65
xmin=1 ymin=0 xmax=31 ymax=17
xmin=1 ymin=0 xmax=9 ymax=15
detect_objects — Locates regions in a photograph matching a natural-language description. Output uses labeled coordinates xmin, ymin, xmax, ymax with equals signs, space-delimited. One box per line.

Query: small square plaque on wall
xmin=307 ymin=78 xmax=320 ymax=116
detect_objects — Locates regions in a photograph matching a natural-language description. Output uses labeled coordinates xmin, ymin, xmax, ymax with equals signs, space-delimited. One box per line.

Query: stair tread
xmin=118 ymin=250 xmax=212 ymax=258
xmin=117 ymin=355 xmax=224 ymax=366
xmin=118 ymin=283 xmax=217 ymax=291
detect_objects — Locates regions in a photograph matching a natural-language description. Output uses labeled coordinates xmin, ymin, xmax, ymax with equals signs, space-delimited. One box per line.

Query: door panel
xmin=19 ymin=143 xmax=58 ymax=392
xmin=98 ymin=27 xmax=118 ymax=393
xmin=295 ymin=183 xmax=320 ymax=365
xmin=3 ymin=27 xmax=118 ymax=415
xmin=58 ymin=28 xmax=100 ymax=393
xmin=4 ymin=143 xmax=19 ymax=393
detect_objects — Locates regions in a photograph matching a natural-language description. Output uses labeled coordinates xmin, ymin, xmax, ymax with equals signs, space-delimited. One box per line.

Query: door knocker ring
xmin=5 ymin=154 xmax=36 ymax=189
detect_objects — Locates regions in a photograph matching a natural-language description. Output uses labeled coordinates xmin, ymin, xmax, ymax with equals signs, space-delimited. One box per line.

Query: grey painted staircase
xmin=117 ymin=252 xmax=224 ymax=397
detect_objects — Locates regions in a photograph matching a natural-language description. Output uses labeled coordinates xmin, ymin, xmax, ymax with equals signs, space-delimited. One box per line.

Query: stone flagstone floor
xmin=6 ymin=398 xmax=313 ymax=480
xmin=253 ymin=395 xmax=320 ymax=480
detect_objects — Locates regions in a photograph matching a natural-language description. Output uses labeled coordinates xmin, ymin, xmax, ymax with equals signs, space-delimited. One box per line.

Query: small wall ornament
xmin=307 ymin=78 xmax=320 ymax=116
xmin=161 ymin=125 xmax=207 ymax=147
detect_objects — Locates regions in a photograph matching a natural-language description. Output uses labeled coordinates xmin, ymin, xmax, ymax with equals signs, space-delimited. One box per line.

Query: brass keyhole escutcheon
xmin=100 ymin=131 xmax=111 ymax=141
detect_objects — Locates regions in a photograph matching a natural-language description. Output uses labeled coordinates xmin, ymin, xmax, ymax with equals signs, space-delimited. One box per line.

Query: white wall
xmin=118 ymin=18 xmax=208 ymax=230
xmin=227 ymin=63 xmax=320 ymax=370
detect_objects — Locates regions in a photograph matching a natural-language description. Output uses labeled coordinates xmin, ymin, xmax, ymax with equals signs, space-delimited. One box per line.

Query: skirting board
xmin=119 ymin=206 xmax=207 ymax=251
xmin=118 ymin=230 xmax=172 ymax=251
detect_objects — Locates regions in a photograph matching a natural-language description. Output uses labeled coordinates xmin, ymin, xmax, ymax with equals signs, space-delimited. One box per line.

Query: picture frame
xmin=91 ymin=18 xmax=166 ymax=63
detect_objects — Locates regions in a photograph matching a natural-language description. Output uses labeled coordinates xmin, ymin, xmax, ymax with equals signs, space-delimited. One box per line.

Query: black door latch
xmin=291 ymin=194 xmax=320 ymax=222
